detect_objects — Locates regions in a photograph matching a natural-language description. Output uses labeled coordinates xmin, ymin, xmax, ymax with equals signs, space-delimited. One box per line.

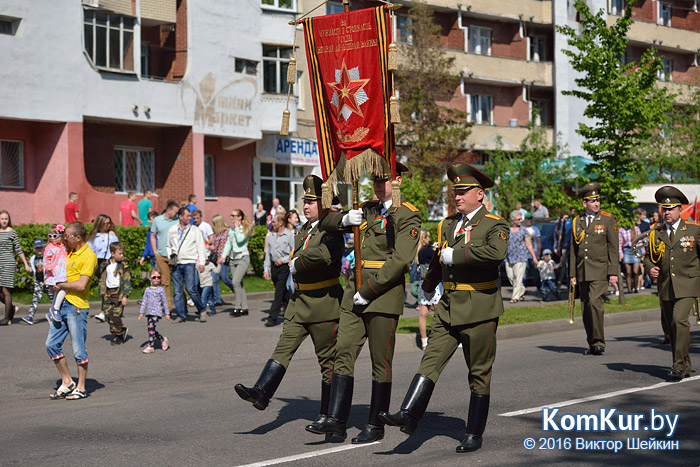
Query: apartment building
xmin=294 ymin=0 xmax=699 ymax=173
xmin=0 ymin=0 xmax=316 ymax=224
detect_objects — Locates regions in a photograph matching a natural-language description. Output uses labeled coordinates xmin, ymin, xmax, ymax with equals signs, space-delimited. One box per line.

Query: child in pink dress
xmin=44 ymin=224 xmax=68 ymax=322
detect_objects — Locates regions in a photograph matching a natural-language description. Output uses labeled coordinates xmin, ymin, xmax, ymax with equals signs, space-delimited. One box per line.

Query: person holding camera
xmin=166 ymin=207 xmax=207 ymax=323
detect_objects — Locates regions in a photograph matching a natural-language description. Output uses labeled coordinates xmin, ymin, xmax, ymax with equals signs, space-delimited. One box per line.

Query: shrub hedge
xmin=9 ymin=220 xmax=439 ymax=293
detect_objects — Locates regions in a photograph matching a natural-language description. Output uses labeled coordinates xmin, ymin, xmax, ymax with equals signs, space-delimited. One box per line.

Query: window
xmin=468 ymin=27 xmax=491 ymax=56
xmin=83 ymin=9 xmax=135 ymax=72
xmin=140 ymin=43 xmax=149 ymax=77
xmin=114 ymin=148 xmax=154 ymax=193
xmin=204 ymin=155 xmax=215 ymax=198
xmin=658 ymin=2 xmax=671 ymax=26
xmin=532 ymin=100 xmax=549 ymax=126
xmin=609 ymin=0 xmax=625 ymax=16
xmin=397 ymin=15 xmax=412 ymax=44
xmin=470 ymin=95 xmax=493 ymax=125
xmin=236 ymin=58 xmax=258 ymax=76
xmin=0 ymin=15 xmax=20 ymax=36
xmin=259 ymin=161 xmax=311 ymax=212
xmin=529 ymin=37 xmax=546 ymax=62
xmin=326 ymin=2 xmax=344 ymax=15
xmin=263 ymin=45 xmax=293 ymax=94
xmin=0 ymin=140 xmax=23 ymax=189
xmin=261 ymin=0 xmax=295 ymax=11
xmin=658 ymin=58 xmax=673 ymax=81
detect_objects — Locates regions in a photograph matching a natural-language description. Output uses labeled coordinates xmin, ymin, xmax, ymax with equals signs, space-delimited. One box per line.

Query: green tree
xmin=556 ymin=1 xmax=673 ymax=221
xmin=485 ymin=120 xmax=573 ymax=217
xmin=395 ymin=1 xmax=471 ymax=202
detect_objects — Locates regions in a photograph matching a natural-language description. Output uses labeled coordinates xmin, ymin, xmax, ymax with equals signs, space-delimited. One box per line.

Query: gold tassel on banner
xmin=287 ymin=57 xmax=297 ymax=84
xmin=391 ymin=179 xmax=401 ymax=207
xmin=388 ymin=43 xmax=397 ymax=71
xmin=390 ymin=95 xmax=401 ymax=123
xmin=321 ymin=182 xmax=333 ymax=209
xmin=280 ymin=109 xmax=290 ymax=135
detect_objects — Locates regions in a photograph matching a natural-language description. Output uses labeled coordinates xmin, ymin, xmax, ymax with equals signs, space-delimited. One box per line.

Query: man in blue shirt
xmin=150 ymin=201 xmax=180 ymax=311
xmin=186 ymin=194 xmax=198 ymax=225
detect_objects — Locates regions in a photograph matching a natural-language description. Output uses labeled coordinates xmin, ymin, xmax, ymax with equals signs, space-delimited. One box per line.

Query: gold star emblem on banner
xmin=327 ymin=59 xmax=370 ymax=120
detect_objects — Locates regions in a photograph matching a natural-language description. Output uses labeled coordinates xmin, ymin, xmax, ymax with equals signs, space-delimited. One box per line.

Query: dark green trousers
xmin=418 ymin=315 xmax=498 ymax=394
xmin=270 ymin=317 xmax=338 ymax=383
xmin=580 ymin=280 xmax=607 ymax=348
xmin=660 ymin=297 xmax=694 ymax=373
xmin=332 ymin=308 xmax=398 ymax=382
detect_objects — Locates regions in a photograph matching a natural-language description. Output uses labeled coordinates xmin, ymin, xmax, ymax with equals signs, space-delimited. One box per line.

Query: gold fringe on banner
xmin=345 ymin=149 xmax=386 ymax=182
xmin=280 ymin=109 xmax=290 ymax=135
xmin=321 ymin=182 xmax=333 ymax=209
xmin=388 ymin=43 xmax=397 ymax=71
xmin=390 ymin=95 xmax=400 ymax=123
xmin=391 ymin=179 xmax=401 ymax=207
xmin=287 ymin=57 xmax=297 ymax=84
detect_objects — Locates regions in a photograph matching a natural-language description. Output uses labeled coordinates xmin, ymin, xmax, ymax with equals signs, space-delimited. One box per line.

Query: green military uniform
xmin=569 ymin=182 xmax=619 ymax=354
xmin=235 ymin=175 xmax=344 ymax=422
xmin=98 ymin=260 xmax=132 ymax=343
xmin=379 ymin=161 xmax=507 ymax=454
xmin=309 ymin=161 xmax=421 ymax=443
xmin=643 ymin=186 xmax=699 ymax=380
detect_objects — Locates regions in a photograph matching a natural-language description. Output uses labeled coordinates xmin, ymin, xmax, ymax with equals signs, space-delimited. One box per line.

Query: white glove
xmin=288 ymin=257 xmax=297 ymax=275
xmin=353 ymin=292 xmax=370 ymax=306
xmin=342 ymin=209 xmax=363 ymax=227
xmin=441 ymin=247 xmax=454 ymax=265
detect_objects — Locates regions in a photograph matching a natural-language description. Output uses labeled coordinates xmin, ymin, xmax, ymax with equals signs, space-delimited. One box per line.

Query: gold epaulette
xmin=601 ymin=211 xmax=614 ymax=217
xmin=402 ymin=201 xmax=419 ymax=212
xmin=686 ymin=221 xmax=699 ymax=226
xmin=484 ymin=213 xmax=503 ymax=220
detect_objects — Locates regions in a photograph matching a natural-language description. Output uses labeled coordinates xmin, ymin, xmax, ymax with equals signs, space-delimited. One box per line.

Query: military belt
xmin=443 ymin=280 xmax=497 ymax=291
xmin=294 ymin=277 xmax=340 ymax=291
xmin=361 ymin=260 xmax=386 ymax=269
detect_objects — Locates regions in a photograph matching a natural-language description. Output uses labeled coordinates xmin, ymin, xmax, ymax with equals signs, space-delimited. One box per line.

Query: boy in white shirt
xmin=537 ymin=249 xmax=559 ymax=302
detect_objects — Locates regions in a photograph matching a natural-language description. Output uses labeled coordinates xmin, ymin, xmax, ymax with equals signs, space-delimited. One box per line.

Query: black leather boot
xmin=456 ymin=392 xmax=490 ymax=453
xmin=378 ymin=374 xmax=434 ymax=435
xmin=305 ymin=381 xmax=332 ymax=432
xmin=352 ymin=381 xmax=391 ymax=444
xmin=306 ymin=374 xmax=353 ymax=440
xmin=234 ymin=359 xmax=286 ymax=410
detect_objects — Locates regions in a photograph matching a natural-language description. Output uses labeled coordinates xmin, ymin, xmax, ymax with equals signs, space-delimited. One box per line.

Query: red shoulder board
xmin=601 ymin=211 xmax=614 ymax=217
xmin=402 ymin=202 xmax=419 ymax=212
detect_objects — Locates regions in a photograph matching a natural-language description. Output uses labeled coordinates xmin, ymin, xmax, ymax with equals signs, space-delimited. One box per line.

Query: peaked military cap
xmin=371 ymin=161 xmax=409 ymax=181
xmin=302 ymin=175 xmax=324 ymax=201
xmin=655 ymin=185 xmax=688 ymax=207
xmin=580 ymin=181 xmax=601 ymax=200
xmin=447 ymin=161 xmax=494 ymax=190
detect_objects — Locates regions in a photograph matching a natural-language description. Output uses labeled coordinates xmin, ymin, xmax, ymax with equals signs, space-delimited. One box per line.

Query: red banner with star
xmin=302 ymin=6 xmax=395 ymax=182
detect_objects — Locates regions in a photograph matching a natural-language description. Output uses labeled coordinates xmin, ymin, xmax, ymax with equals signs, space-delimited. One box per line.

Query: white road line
xmin=236 ymin=441 xmax=380 ymax=467
xmin=500 ymin=375 xmax=700 ymax=417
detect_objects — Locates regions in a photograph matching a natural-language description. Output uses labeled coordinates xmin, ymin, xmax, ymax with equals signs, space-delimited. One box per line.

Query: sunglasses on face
xmin=48 ymin=234 xmax=62 ymax=239
xmin=64 ymin=234 xmax=78 ymax=239
xmin=151 ymin=275 xmax=162 ymax=279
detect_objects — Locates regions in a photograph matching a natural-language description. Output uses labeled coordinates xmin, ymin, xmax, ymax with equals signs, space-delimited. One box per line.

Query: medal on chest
xmin=680 ymin=235 xmax=694 ymax=252
xmin=594 ymin=224 xmax=605 ymax=234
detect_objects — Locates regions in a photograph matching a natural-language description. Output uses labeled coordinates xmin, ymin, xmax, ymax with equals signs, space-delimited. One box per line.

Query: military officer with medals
xmin=643 ymin=186 xmax=699 ymax=380
xmin=569 ymin=182 xmax=619 ymax=355
xmin=235 ymin=175 xmax=345 ymax=426
xmin=379 ymin=161 xmax=509 ymax=454
xmin=307 ymin=161 xmax=422 ymax=443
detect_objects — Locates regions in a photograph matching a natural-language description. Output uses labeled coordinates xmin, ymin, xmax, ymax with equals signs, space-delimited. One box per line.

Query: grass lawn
xmin=396 ymin=294 xmax=661 ymax=334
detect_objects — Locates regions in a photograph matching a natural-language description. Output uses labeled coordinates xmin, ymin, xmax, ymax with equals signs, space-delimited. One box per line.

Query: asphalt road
xmin=1 ymin=298 xmax=698 ymax=467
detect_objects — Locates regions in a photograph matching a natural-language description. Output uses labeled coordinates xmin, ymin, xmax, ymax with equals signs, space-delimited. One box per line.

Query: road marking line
xmin=237 ymin=441 xmax=380 ymax=467
xmin=500 ymin=375 xmax=700 ymax=417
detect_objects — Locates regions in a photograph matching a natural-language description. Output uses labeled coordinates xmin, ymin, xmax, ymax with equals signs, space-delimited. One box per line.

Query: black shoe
xmin=659 ymin=337 xmax=671 ymax=345
xmin=120 ymin=327 xmax=129 ymax=343
xmin=352 ymin=424 xmax=384 ymax=443
xmin=666 ymin=369 xmax=686 ymax=380
xmin=456 ymin=393 xmax=490 ymax=453
xmin=264 ymin=318 xmax=279 ymax=327
xmin=235 ymin=360 xmax=286 ymax=410
xmin=305 ymin=382 xmax=332 ymax=433
xmin=584 ymin=345 xmax=604 ymax=355
xmin=307 ymin=374 xmax=353 ymax=440
xmin=378 ymin=374 xmax=434 ymax=436
xmin=215 ymin=301 xmax=224 ymax=307
xmin=352 ymin=381 xmax=391 ymax=444
xmin=111 ymin=336 xmax=123 ymax=346
xmin=231 ymin=309 xmax=241 ymax=317
xmin=240 ymin=309 xmax=249 ymax=316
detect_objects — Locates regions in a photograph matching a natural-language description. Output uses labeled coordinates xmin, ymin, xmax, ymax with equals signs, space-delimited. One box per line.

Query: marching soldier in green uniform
xmin=643 ymin=186 xmax=699 ymax=380
xmin=379 ymin=162 xmax=509 ymax=454
xmin=569 ymin=181 xmax=619 ymax=355
xmin=307 ymin=162 xmax=422 ymax=443
xmin=235 ymin=175 xmax=345 ymax=426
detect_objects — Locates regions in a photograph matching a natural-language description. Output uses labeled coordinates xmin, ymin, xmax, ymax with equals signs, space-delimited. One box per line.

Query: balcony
xmin=452 ymin=52 xmax=553 ymax=87
xmin=430 ymin=0 xmax=552 ymax=24
xmin=610 ymin=17 xmax=700 ymax=54
xmin=467 ymin=124 xmax=554 ymax=151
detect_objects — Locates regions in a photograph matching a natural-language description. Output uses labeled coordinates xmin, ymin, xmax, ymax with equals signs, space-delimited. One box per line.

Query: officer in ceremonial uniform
xmin=235 ymin=175 xmax=345 ymax=425
xmin=569 ymin=182 xmax=619 ymax=355
xmin=643 ymin=186 xmax=699 ymax=380
xmin=379 ymin=162 xmax=509 ymax=454
xmin=307 ymin=162 xmax=422 ymax=443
